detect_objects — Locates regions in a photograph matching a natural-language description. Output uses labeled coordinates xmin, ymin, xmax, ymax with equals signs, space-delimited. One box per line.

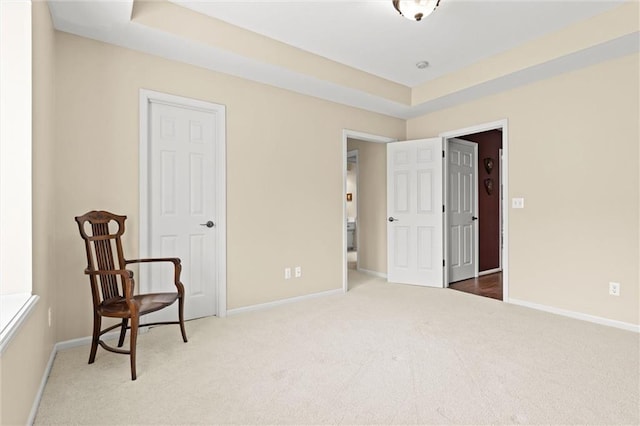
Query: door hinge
xmin=443 ymin=259 xmax=445 ymax=267
xmin=442 ymin=150 xmax=445 ymax=158
xmin=442 ymin=205 xmax=445 ymax=213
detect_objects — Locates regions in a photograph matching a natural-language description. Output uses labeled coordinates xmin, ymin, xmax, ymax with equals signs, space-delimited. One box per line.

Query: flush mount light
xmin=393 ymin=0 xmax=441 ymax=21
xmin=416 ymin=61 xmax=429 ymax=69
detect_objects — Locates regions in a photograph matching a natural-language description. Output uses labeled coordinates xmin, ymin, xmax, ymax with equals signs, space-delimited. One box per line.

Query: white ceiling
xmin=48 ymin=0 xmax=637 ymax=118
xmin=170 ymin=0 xmax=622 ymax=87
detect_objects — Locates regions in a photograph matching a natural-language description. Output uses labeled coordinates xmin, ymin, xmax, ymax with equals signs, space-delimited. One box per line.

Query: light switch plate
xmin=512 ymin=198 xmax=525 ymax=209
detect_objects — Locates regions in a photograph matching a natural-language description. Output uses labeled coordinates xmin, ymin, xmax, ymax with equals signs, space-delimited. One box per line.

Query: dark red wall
xmin=463 ymin=130 xmax=502 ymax=272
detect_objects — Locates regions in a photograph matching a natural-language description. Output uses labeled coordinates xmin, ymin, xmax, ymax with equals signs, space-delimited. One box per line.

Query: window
xmin=0 ymin=0 xmax=38 ymax=353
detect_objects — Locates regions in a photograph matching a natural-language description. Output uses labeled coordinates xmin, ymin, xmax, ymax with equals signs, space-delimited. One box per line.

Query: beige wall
xmin=346 ymin=139 xmax=388 ymax=274
xmin=0 ymin=2 xmax=57 ymax=424
xmin=53 ymin=32 xmax=405 ymax=341
xmin=408 ymin=53 xmax=640 ymax=325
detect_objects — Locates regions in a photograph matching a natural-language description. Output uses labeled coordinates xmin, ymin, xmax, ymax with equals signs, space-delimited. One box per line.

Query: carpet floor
xmin=35 ymin=271 xmax=639 ymax=425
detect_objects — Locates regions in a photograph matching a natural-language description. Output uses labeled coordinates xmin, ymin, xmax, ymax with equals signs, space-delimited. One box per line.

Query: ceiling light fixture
xmin=393 ymin=0 xmax=441 ymax=21
xmin=416 ymin=61 xmax=429 ymax=69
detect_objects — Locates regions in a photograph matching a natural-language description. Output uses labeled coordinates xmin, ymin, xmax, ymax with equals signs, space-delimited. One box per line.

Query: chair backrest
xmin=75 ymin=211 xmax=128 ymax=306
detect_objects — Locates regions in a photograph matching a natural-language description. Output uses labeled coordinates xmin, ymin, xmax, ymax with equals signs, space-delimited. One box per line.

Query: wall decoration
xmin=483 ymin=157 xmax=494 ymax=174
xmin=484 ymin=178 xmax=494 ymax=195
xmin=346 ymin=193 xmax=353 ymax=201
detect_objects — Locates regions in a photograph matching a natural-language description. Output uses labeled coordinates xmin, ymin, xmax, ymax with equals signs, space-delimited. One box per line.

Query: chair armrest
xmin=124 ymin=258 xmax=183 ymax=293
xmin=125 ymin=257 xmax=181 ymax=266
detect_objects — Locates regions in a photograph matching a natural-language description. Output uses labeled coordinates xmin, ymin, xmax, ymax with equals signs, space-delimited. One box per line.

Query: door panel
xmin=148 ymin=101 xmax=217 ymax=320
xmin=448 ymin=138 xmax=477 ymax=283
xmin=387 ymin=138 xmax=443 ymax=287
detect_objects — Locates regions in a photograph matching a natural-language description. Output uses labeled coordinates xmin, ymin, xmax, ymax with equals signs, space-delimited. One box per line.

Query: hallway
xmin=449 ymin=272 xmax=503 ymax=301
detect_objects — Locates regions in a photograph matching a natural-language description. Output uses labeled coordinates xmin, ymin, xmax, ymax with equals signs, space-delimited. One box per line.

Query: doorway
xmin=139 ymin=89 xmax=228 ymax=319
xmin=342 ymin=130 xmax=395 ymax=292
xmin=441 ymin=120 xmax=508 ymax=301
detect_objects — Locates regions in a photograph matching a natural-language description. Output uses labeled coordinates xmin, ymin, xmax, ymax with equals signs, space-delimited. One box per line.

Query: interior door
xmin=387 ymin=138 xmax=443 ymax=287
xmin=147 ymin=101 xmax=218 ymax=320
xmin=448 ymin=138 xmax=478 ymax=283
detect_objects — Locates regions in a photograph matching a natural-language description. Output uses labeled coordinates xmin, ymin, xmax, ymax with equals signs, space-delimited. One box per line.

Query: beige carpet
xmin=35 ymin=271 xmax=639 ymax=425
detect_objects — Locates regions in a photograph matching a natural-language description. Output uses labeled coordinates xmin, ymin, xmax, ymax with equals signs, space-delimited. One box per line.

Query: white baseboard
xmin=27 ymin=342 xmax=56 ymax=425
xmin=28 ymin=327 xmax=151 ymax=425
xmin=227 ymin=288 xmax=343 ymax=316
xmin=357 ymin=268 xmax=387 ymax=279
xmin=509 ymin=298 xmax=640 ymax=333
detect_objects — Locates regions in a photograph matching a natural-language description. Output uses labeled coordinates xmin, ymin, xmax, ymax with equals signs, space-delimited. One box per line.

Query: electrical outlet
xmin=609 ymin=282 xmax=620 ymax=296
xmin=284 ymin=268 xmax=291 ymax=280
xmin=512 ymin=198 xmax=525 ymax=209
xmin=48 ymin=307 xmax=52 ymax=327
xmin=294 ymin=266 xmax=302 ymax=278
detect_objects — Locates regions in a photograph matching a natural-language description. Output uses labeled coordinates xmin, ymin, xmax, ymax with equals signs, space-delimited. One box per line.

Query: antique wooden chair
xmin=75 ymin=210 xmax=188 ymax=380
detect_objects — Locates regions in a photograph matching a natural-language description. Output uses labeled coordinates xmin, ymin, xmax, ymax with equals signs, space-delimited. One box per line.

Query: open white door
xmin=387 ymin=138 xmax=443 ymax=287
xmin=448 ymin=138 xmax=478 ymax=283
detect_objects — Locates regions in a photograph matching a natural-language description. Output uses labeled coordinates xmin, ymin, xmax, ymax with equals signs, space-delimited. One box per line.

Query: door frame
xmin=440 ymin=119 xmax=509 ymax=301
xmin=342 ymin=130 xmax=396 ymax=293
xmin=445 ymin=138 xmax=479 ymax=284
xmin=139 ymin=89 xmax=228 ymax=317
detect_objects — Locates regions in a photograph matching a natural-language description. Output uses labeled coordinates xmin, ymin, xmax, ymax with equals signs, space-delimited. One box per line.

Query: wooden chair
xmin=75 ymin=210 xmax=187 ymax=380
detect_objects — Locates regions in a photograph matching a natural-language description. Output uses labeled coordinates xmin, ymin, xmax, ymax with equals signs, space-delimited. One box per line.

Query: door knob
xmin=471 ymin=216 xmax=478 ymax=221
xmin=388 ymin=217 xmax=399 ymax=222
xmin=200 ymin=221 xmax=215 ymax=228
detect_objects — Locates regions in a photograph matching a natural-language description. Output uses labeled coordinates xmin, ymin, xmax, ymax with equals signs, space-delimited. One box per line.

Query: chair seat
xmin=98 ymin=292 xmax=179 ymax=317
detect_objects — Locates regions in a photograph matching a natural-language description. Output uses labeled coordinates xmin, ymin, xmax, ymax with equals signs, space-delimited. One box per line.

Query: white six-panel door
xmin=387 ymin=138 xmax=443 ymax=287
xmin=448 ymin=138 xmax=478 ymax=283
xmin=148 ymin=101 xmax=218 ymax=320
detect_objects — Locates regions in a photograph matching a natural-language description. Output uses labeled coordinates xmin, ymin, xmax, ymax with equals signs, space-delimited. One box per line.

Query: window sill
xmin=0 ymin=294 xmax=40 ymax=355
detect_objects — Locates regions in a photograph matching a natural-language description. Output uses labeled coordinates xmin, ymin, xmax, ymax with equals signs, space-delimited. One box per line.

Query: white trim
xmin=0 ymin=294 xmax=39 ymax=354
xmin=27 ymin=340 xmax=56 ymax=426
xmin=509 ymin=298 xmax=640 ymax=333
xmin=139 ymin=89 xmax=227 ymax=318
xmin=343 ymin=130 xmax=396 ymax=144
xmin=342 ymin=129 xmax=396 ymax=294
xmin=28 ymin=327 xmax=149 ymax=425
xmin=443 ymin=139 xmax=449 ymax=287
xmin=440 ymin=119 xmax=509 ymax=301
xmin=357 ymin=268 xmax=387 ymax=279
xmin=479 ymin=268 xmax=502 ymax=276
xmin=227 ymin=288 xmax=343 ymax=316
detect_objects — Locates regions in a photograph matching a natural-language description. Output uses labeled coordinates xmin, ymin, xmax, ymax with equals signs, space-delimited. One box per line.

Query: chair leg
xmin=88 ymin=312 xmax=101 ymax=364
xmin=130 ymin=315 xmax=138 ymax=381
xmin=179 ymin=294 xmax=188 ymax=343
xmin=117 ymin=318 xmax=128 ymax=347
